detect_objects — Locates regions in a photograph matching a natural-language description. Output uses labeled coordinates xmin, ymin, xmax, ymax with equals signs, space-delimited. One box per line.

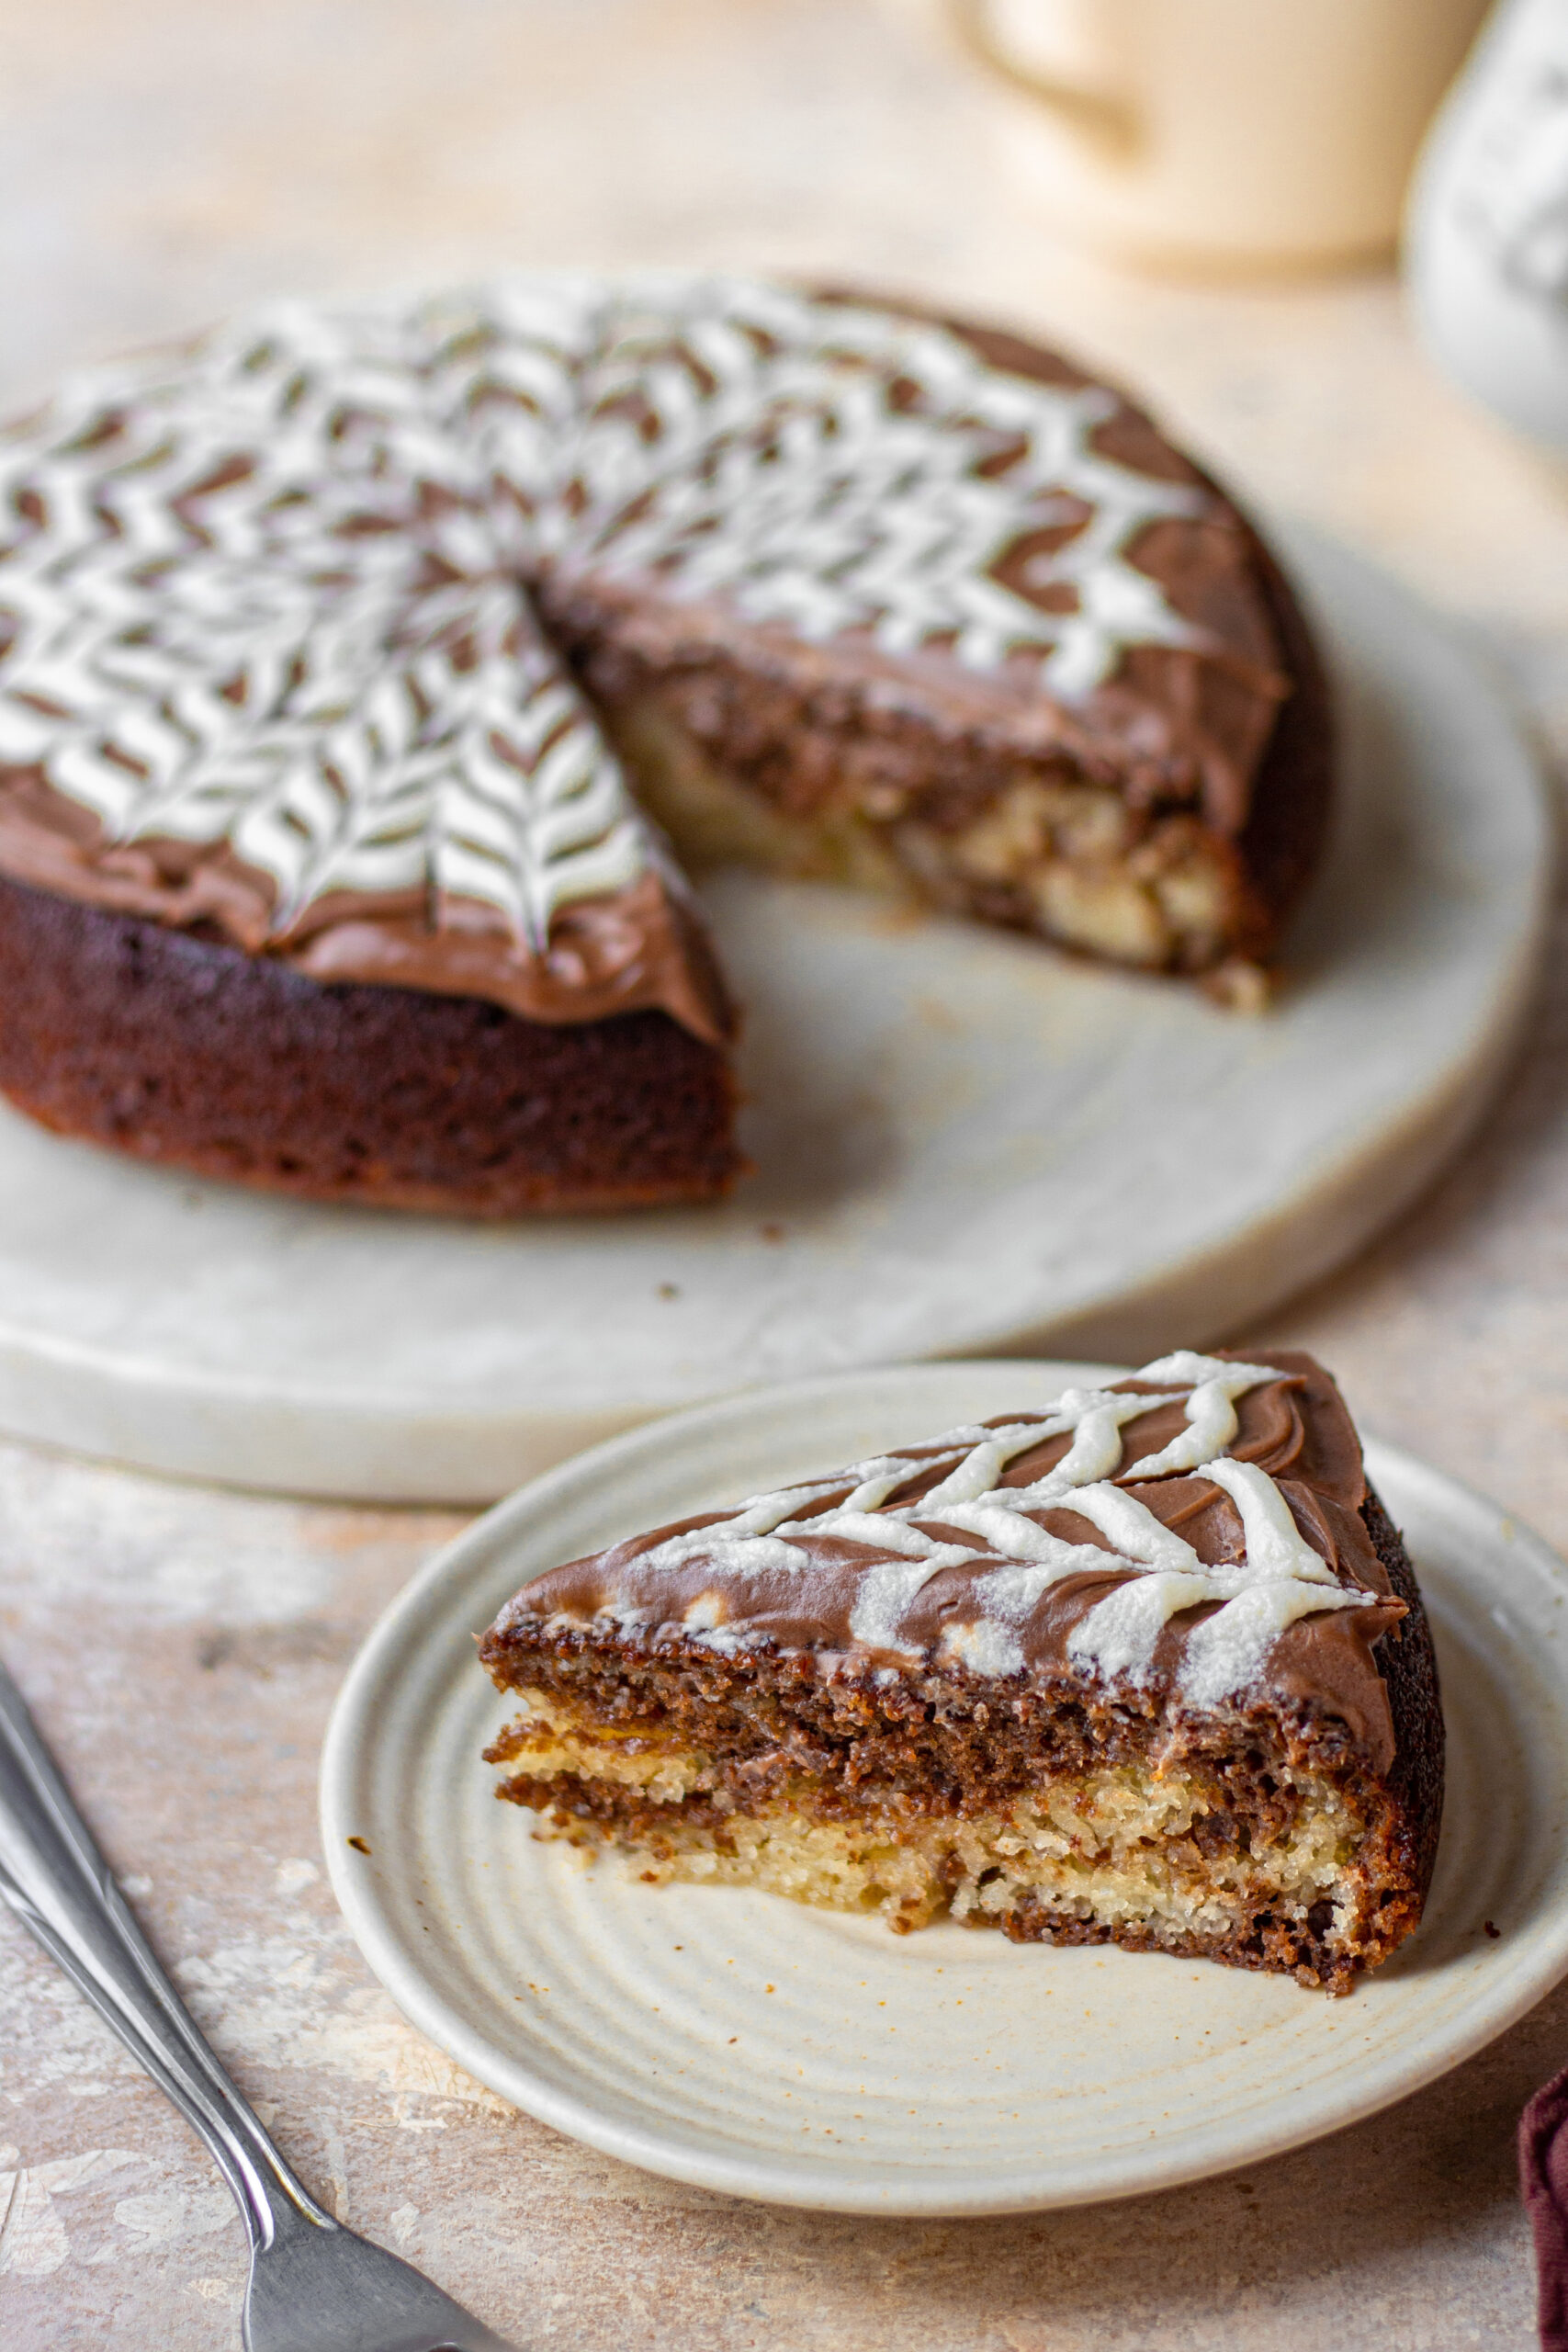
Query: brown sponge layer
xmin=0 ymin=872 xmax=742 ymax=1214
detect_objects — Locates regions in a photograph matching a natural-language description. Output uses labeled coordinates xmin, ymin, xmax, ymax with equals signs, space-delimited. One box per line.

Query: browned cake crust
xmin=478 ymin=1351 xmax=1444 ymax=1991
xmin=0 ymin=872 xmax=741 ymax=1213
xmin=1231 ymin=514 xmax=1334 ymax=941
xmin=1362 ymin=1487 xmax=1446 ymax=1910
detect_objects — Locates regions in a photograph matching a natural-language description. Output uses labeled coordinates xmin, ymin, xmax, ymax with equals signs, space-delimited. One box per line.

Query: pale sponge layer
xmin=487 ymin=1698 xmax=1361 ymax=1947
xmin=613 ymin=695 xmax=1247 ymax=978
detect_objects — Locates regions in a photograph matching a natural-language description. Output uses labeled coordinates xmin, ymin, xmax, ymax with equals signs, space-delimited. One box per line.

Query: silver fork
xmin=0 ymin=1657 xmax=519 ymax=2352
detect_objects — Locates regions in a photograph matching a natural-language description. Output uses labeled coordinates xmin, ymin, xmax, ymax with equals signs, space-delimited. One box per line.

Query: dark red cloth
xmin=1522 ymin=2064 xmax=1568 ymax=2348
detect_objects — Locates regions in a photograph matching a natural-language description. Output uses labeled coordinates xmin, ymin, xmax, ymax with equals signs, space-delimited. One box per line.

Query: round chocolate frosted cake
xmin=0 ymin=277 xmax=1331 ymax=1214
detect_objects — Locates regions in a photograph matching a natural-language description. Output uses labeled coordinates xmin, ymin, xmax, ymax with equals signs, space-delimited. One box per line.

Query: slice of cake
xmin=479 ymin=1349 xmax=1443 ymax=1991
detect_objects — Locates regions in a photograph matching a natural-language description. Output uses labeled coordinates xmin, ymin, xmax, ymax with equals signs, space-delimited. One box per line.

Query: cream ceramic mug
xmin=931 ymin=0 xmax=1492 ymax=269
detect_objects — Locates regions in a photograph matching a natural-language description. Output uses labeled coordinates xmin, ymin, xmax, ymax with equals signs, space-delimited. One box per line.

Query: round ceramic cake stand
xmin=0 ymin=527 xmax=1550 ymax=1502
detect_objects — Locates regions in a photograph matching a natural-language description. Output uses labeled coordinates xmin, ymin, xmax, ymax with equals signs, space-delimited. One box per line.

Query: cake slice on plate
xmin=479 ymin=1348 xmax=1443 ymax=1991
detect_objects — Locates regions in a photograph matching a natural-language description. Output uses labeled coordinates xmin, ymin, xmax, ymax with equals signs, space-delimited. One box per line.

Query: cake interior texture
xmin=480 ymin=1351 xmax=1443 ymax=1992
xmin=545 ymin=449 xmax=1331 ymax=991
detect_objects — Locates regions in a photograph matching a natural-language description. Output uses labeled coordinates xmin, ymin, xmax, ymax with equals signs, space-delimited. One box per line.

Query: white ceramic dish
xmin=0 ymin=529 xmax=1550 ymax=1503
xmin=321 ymin=1360 xmax=1568 ymax=2215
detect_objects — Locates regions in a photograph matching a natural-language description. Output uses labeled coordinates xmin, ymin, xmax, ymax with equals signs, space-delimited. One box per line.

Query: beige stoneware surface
xmin=321 ymin=1361 xmax=1568 ymax=2215
xmin=6 ymin=0 xmax=1568 ymax=2346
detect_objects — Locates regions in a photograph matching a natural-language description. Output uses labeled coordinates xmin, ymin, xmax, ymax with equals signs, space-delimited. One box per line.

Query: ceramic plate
xmin=321 ymin=1361 xmax=1568 ymax=2214
xmin=0 ymin=529 xmax=1550 ymax=1502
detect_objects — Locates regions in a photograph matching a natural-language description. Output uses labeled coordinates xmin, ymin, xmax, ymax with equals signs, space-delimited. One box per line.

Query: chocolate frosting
xmin=498 ymin=1349 xmax=1406 ymax=1770
xmin=0 ymin=277 xmax=1292 ymax=1035
xmin=0 ymin=766 xmax=732 ymax=1042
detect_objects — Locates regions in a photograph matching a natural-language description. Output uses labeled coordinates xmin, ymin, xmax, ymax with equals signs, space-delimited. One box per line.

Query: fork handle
xmin=0 ymin=1656 xmax=333 ymax=2253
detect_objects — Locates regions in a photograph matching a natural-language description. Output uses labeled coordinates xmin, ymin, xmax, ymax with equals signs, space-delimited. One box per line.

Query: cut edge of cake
xmin=0 ymin=277 xmax=1332 ymax=1215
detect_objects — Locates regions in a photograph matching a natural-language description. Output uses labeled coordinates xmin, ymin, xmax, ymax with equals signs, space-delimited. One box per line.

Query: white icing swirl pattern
xmin=586 ymin=1351 xmax=1373 ymax=1708
xmin=556 ymin=277 xmax=1209 ymax=694
xmin=0 ymin=276 xmax=1213 ymax=951
xmin=0 ymin=300 xmax=642 ymax=947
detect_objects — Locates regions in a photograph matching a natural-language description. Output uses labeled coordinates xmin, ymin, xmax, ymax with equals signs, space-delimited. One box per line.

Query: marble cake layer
xmin=0 ymin=277 xmax=1329 ymax=1212
xmin=479 ymin=1350 xmax=1443 ymax=1991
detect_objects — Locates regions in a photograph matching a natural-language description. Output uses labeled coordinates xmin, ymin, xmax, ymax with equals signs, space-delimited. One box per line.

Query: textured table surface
xmin=4 ymin=3 xmax=1568 ymax=2345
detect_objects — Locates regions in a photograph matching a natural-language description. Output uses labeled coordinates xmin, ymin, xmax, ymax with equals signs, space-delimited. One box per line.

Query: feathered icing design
xmin=0 ymin=276 xmax=1256 ymax=1033
xmin=501 ymin=1350 xmax=1405 ymax=1743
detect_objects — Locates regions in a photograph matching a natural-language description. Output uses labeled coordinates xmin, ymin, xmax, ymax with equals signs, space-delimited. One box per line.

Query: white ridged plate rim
xmin=321 ymin=1359 xmax=1568 ymax=2214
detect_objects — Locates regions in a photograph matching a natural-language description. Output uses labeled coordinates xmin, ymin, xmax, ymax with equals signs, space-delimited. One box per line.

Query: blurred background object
xmin=1407 ymin=0 xmax=1568 ymax=456
xmin=891 ymin=0 xmax=1491 ymax=273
